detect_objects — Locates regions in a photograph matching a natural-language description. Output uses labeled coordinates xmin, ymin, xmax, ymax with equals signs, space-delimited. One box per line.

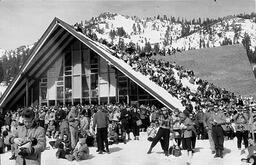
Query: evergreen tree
xmin=117 ymin=27 xmax=126 ymax=37
xmin=144 ymin=42 xmax=152 ymax=53
xmin=137 ymin=23 xmax=141 ymax=34
xmin=109 ymin=30 xmax=116 ymax=42
xmin=118 ymin=38 xmax=125 ymax=51
xmin=132 ymin=23 xmax=137 ymax=34
xmin=153 ymin=43 xmax=160 ymax=53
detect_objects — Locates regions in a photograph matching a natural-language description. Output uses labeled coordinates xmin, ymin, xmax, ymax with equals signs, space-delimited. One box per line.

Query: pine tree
xmin=117 ymin=27 xmax=126 ymax=37
xmin=153 ymin=43 xmax=160 ymax=53
xmin=137 ymin=23 xmax=141 ymax=34
xmin=118 ymin=38 xmax=125 ymax=51
xmin=109 ymin=30 xmax=116 ymax=42
xmin=144 ymin=42 xmax=152 ymax=53
xmin=132 ymin=23 xmax=137 ymax=34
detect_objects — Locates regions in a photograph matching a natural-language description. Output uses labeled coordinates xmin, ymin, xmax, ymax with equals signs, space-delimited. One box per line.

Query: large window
xmin=82 ymin=76 xmax=89 ymax=98
xmin=39 ymin=41 xmax=117 ymax=106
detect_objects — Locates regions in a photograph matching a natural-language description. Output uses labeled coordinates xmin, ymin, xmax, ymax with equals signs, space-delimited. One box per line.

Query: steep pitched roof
xmin=0 ymin=17 xmax=184 ymax=110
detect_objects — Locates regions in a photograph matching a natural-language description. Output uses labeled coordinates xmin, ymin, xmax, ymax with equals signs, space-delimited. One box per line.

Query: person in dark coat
xmin=130 ymin=107 xmax=141 ymax=140
xmin=93 ymin=106 xmax=109 ymax=154
xmin=120 ymin=107 xmax=132 ymax=141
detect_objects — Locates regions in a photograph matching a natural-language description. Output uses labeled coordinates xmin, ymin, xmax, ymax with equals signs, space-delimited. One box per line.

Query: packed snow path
xmin=1 ymin=132 xmax=253 ymax=165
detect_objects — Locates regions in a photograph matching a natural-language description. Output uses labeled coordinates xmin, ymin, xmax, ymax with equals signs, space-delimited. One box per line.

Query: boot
xmin=164 ymin=150 xmax=169 ymax=156
xmin=214 ymin=149 xmax=219 ymax=158
xmin=9 ymin=154 xmax=16 ymax=160
xmin=219 ymin=149 xmax=223 ymax=158
xmin=147 ymin=147 xmax=153 ymax=154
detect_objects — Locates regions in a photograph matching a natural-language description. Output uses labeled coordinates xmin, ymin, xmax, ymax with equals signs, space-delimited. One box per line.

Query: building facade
xmin=0 ymin=18 xmax=183 ymax=111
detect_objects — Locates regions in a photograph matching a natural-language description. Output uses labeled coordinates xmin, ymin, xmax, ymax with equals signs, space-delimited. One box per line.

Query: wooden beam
xmin=35 ymin=36 xmax=74 ymax=78
xmin=25 ymin=28 xmax=65 ymax=74
xmin=8 ymin=80 xmax=35 ymax=109
xmin=28 ymin=30 xmax=68 ymax=76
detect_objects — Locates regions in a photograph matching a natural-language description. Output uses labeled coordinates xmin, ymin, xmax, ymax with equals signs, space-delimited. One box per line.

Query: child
xmin=46 ymin=120 xmax=56 ymax=139
xmin=55 ymin=134 xmax=72 ymax=159
xmin=108 ymin=121 xmax=118 ymax=144
xmin=66 ymin=135 xmax=90 ymax=161
xmin=241 ymin=137 xmax=256 ymax=164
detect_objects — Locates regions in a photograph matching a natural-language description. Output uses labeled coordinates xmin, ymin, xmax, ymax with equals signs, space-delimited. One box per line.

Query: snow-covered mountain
xmin=171 ymin=17 xmax=256 ymax=52
xmin=83 ymin=12 xmax=201 ymax=52
xmin=82 ymin=12 xmax=256 ymax=54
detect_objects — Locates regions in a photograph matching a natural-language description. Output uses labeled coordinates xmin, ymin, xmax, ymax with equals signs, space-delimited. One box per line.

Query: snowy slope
xmin=171 ymin=17 xmax=256 ymax=51
xmin=0 ymin=85 xmax=7 ymax=98
xmin=86 ymin=12 xmax=194 ymax=51
xmin=85 ymin=13 xmax=256 ymax=54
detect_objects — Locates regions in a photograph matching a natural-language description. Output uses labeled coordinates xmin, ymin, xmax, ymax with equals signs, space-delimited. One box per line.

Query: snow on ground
xmin=0 ymin=132 xmax=253 ymax=165
xmin=0 ymin=85 xmax=7 ymax=97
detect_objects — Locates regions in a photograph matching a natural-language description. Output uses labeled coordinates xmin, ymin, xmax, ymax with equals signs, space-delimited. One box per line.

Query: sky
xmin=0 ymin=0 xmax=255 ymax=50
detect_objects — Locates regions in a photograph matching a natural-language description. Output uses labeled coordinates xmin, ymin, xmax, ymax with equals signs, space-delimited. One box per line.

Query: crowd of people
xmin=0 ymin=103 xmax=150 ymax=164
xmin=0 ymin=100 xmax=256 ymax=164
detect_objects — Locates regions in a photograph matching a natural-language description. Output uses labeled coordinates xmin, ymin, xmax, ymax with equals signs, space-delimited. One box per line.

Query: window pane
xmin=91 ymin=90 xmax=98 ymax=98
xmin=90 ymin=51 xmax=98 ymax=64
xmin=119 ymin=88 xmax=127 ymax=95
xmin=118 ymin=76 xmax=127 ymax=82
xmin=82 ymin=76 xmax=89 ymax=98
xmin=73 ymin=50 xmax=81 ymax=75
xmin=91 ymin=74 xmax=98 ymax=90
xmin=82 ymin=76 xmax=89 ymax=90
xmin=65 ymin=51 xmax=72 ymax=67
xmin=57 ymin=86 xmax=63 ymax=99
xmin=100 ymin=97 xmax=108 ymax=104
xmin=82 ymin=98 xmax=89 ymax=105
xmin=65 ymin=76 xmax=72 ymax=99
xmin=41 ymin=86 xmax=47 ymax=102
xmin=130 ymin=81 xmax=138 ymax=95
xmin=73 ymin=76 xmax=81 ymax=98
xmin=82 ymin=49 xmax=90 ymax=75
xmin=119 ymin=82 xmax=127 ymax=88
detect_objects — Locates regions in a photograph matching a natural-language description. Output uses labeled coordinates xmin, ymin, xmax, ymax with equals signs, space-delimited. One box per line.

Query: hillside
xmin=171 ymin=17 xmax=256 ymax=52
xmin=154 ymin=44 xmax=256 ymax=97
xmin=82 ymin=12 xmax=256 ymax=55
